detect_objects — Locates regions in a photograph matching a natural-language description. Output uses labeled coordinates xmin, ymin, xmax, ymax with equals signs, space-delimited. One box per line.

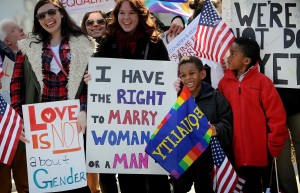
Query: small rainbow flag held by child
xmin=145 ymin=87 xmax=212 ymax=179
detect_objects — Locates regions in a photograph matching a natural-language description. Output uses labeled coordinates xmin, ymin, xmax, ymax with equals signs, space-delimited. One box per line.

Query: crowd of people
xmin=0 ymin=0 xmax=299 ymax=193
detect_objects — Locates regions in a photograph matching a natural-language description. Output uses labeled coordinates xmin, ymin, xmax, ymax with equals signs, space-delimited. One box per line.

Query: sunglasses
xmin=36 ymin=9 xmax=59 ymax=20
xmin=85 ymin=19 xmax=106 ymax=27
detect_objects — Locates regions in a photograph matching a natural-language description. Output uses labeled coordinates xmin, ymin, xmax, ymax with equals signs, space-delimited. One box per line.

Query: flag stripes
xmin=0 ymin=95 xmax=22 ymax=165
xmin=194 ymin=0 xmax=235 ymax=64
xmin=211 ymin=137 xmax=245 ymax=193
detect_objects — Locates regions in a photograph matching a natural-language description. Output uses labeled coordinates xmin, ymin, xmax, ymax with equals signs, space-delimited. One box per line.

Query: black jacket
xmin=277 ymin=88 xmax=300 ymax=116
xmin=195 ymin=82 xmax=233 ymax=150
xmin=94 ymin=35 xmax=169 ymax=61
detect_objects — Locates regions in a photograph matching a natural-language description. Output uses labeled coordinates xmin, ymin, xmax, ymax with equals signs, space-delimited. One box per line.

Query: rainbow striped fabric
xmin=145 ymin=0 xmax=192 ymax=19
xmin=145 ymin=87 xmax=212 ymax=179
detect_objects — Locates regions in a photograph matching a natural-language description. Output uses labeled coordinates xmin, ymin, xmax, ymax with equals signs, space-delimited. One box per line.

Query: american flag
xmin=194 ymin=0 xmax=235 ymax=64
xmin=211 ymin=137 xmax=245 ymax=193
xmin=0 ymin=95 xmax=23 ymax=165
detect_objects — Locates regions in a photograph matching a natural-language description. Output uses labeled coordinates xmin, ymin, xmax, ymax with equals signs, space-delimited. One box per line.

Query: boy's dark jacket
xmin=195 ymin=81 xmax=233 ymax=151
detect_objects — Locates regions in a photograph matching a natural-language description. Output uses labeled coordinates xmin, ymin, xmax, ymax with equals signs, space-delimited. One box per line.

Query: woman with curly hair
xmin=91 ymin=0 xmax=171 ymax=192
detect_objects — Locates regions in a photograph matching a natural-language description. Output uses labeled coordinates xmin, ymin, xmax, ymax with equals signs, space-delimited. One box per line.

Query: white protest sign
xmin=165 ymin=16 xmax=224 ymax=88
xmin=86 ymin=58 xmax=177 ymax=174
xmin=223 ymin=0 xmax=300 ymax=88
xmin=166 ymin=16 xmax=199 ymax=63
xmin=0 ymin=56 xmax=14 ymax=104
xmin=22 ymin=100 xmax=87 ymax=193
xmin=60 ymin=0 xmax=116 ymax=14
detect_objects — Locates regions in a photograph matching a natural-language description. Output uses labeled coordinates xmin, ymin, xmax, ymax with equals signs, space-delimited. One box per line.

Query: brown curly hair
xmin=107 ymin=0 xmax=161 ymax=43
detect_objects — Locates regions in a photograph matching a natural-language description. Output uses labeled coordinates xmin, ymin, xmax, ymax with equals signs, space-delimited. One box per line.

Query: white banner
xmin=22 ymin=100 xmax=87 ymax=193
xmin=86 ymin=58 xmax=177 ymax=174
xmin=223 ymin=0 xmax=300 ymax=88
xmin=165 ymin=16 xmax=224 ymax=89
xmin=60 ymin=0 xmax=116 ymax=14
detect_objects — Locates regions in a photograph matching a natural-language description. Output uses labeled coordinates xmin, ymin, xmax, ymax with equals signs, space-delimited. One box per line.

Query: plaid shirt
xmin=10 ymin=39 xmax=87 ymax=117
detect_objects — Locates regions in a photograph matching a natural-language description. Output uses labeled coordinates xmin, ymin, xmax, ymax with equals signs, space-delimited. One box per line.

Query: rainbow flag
xmin=145 ymin=87 xmax=212 ymax=179
xmin=145 ymin=0 xmax=192 ymax=19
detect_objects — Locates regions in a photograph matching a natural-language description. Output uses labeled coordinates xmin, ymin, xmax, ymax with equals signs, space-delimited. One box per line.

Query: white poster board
xmin=86 ymin=58 xmax=177 ymax=174
xmin=60 ymin=0 xmax=116 ymax=14
xmin=165 ymin=15 xmax=224 ymax=89
xmin=223 ymin=0 xmax=300 ymax=88
xmin=22 ymin=100 xmax=87 ymax=193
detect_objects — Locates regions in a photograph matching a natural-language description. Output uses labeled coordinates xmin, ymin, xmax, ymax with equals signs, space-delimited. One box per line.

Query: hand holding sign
xmin=77 ymin=111 xmax=87 ymax=134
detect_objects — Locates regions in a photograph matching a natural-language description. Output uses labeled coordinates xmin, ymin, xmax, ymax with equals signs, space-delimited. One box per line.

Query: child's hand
xmin=211 ymin=124 xmax=217 ymax=137
xmin=84 ymin=72 xmax=91 ymax=84
xmin=173 ymin=78 xmax=182 ymax=93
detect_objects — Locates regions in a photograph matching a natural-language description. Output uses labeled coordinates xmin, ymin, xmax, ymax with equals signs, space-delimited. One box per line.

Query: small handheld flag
xmin=0 ymin=95 xmax=23 ymax=165
xmin=145 ymin=87 xmax=212 ymax=179
xmin=194 ymin=0 xmax=235 ymax=64
xmin=211 ymin=137 xmax=245 ymax=193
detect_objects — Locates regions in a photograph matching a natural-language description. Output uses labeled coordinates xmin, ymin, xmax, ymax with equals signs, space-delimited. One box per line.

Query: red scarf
xmin=116 ymin=28 xmax=145 ymax=55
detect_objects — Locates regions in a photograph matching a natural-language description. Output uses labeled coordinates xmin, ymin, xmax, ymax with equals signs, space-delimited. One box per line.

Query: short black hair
xmin=234 ymin=37 xmax=261 ymax=67
xmin=179 ymin=56 xmax=204 ymax=71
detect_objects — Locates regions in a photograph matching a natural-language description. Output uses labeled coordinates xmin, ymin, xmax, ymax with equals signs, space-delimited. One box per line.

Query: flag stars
xmin=211 ymin=137 xmax=226 ymax=167
xmin=0 ymin=97 xmax=8 ymax=114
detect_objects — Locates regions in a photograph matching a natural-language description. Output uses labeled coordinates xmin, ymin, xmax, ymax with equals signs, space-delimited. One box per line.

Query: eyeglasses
xmin=85 ymin=19 xmax=106 ymax=27
xmin=7 ymin=26 xmax=22 ymax=35
xmin=36 ymin=9 xmax=59 ymax=20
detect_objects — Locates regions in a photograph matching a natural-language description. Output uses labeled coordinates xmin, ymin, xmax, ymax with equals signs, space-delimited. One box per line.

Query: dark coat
xmin=94 ymin=35 xmax=170 ymax=61
xmin=195 ymin=81 xmax=233 ymax=150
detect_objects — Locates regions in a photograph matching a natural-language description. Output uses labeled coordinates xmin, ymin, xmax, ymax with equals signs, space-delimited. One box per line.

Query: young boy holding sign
xmin=173 ymin=56 xmax=233 ymax=193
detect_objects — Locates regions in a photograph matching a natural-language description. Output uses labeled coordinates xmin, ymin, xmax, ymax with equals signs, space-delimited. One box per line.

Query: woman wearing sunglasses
xmin=10 ymin=0 xmax=96 ymax=192
xmin=81 ymin=10 xmax=107 ymax=45
xmin=80 ymin=10 xmax=108 ymax=193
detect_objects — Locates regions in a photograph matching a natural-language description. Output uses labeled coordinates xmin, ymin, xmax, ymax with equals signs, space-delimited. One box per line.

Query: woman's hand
xmin=167 ymin=20 xmax=184 ymax=37
xmin=77 ymin=111 xmax=87 ymax=134
xmin=173 ymin=77 xmax=182 ymax=93
xmin=84 ymin=72 xmax=91 ymax=84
